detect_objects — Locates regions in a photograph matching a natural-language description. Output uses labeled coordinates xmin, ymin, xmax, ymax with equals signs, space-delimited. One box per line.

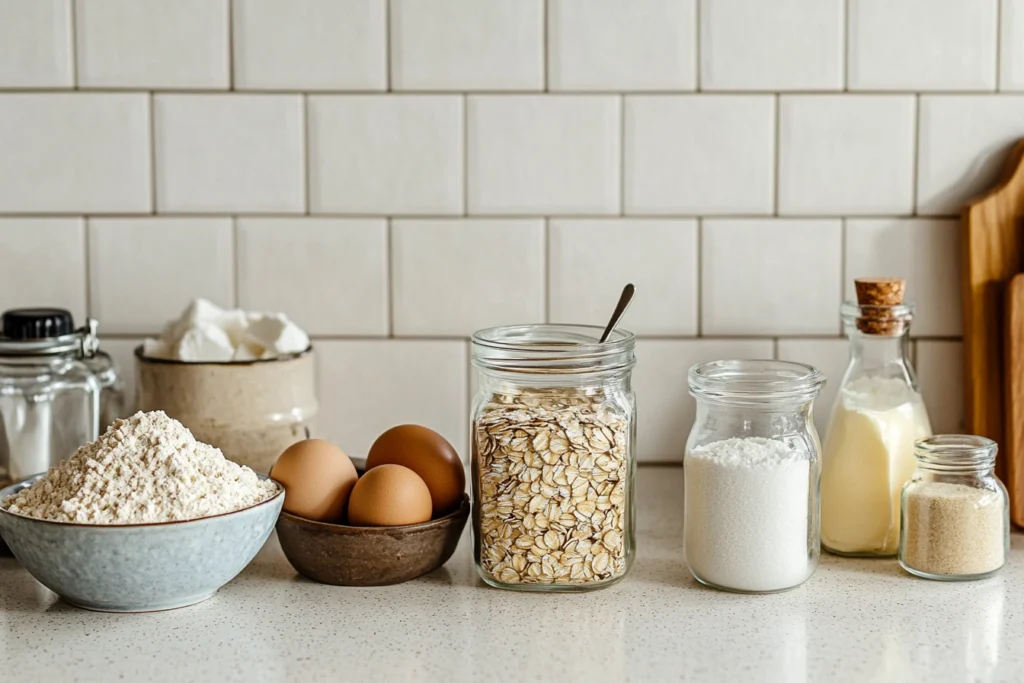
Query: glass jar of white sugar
xmin=899 ymin=435 xmax=1009 ymax=581
xmin=684 ymin=360 xmax=825 ymax=594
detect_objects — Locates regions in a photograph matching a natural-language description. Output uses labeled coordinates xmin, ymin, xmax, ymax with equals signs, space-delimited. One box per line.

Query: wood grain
xmin=1005 ymin=274 xmax=1024 ymax=527
xmin=963 ymin=139 xmax=1024 ymax=484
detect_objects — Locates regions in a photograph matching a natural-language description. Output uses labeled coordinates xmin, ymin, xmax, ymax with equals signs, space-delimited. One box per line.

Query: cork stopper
xmin=854 ymin=278 xmax=907 ymax=335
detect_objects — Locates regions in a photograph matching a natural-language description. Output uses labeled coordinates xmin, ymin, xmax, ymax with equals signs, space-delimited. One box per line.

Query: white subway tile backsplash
xmin=88 ymin=218 xmax=234 ymax=335
xmin=0 ymin=94 xmax=150 ymax=213
xmin=702 ymin=219 xmax=842 ymax=335
xmin=468 ymin=95 xmax=620 ymax=215
xmin=915 ymin=340 xmax=965 ymax=434
xmin=237 ymin=218 xmax=388 ymax=336
xmin=779 ymin=95 xmax=915 ymax=215
xmin=700 ymin=0 xmax=843 ymax=91
xmin=233 ymin=0 xmax=385 ymax=91
xmin=917 ymin=95 xmax=1024 ymax=216
xmin=548 ymin=0 xmax=696 ymax=91
xmin=154 ymin=94 xmax=304 ymax=213
xmin=632 ymin=338 xmax=774 ymax=462
xmin=75 ymin=0 xmax=229 ymax=89
xmin=309 ymin=95 xmax=463 ymax=215
xmin=392 ymin=220 xmax=545 ymax=336
xmin=391 ymin=0 xmax=543 ymax=91
xmin=316 ymin=340 xmax=468 ymax=459
xmin=624 ymin=95 xmax=774 ymax=215
xmin=844 ymin=218 xmax=962 ymax=337
xmin=0 ymin=0 xmax=72 ymax=87
xmin=848 ymin=0 xmax=997 ymax=91
xmin=1002 ymin=0 xmax=1024 ymax=90
xmin=548 ymin=219 xmax=698 ymax=335
xmin=776 ymin=338 xmax=849 ymax=437
xmin=0 ymin=218 xmax=85 ymax=322
xmin=0 ymin=1 xmax=985 ymax=458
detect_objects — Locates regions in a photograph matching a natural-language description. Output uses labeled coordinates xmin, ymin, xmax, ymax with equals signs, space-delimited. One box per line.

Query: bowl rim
xmin=0 ymin=473 xmax=284 ymax=528
xmin=133 ymin=343 xmax=313 ymax=366
xmin=278 ymin=493 xmax=470 ymax=533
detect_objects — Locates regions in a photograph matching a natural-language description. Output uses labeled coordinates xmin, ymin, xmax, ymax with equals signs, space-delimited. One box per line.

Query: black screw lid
xmin=1 ymin=308 xmax=75 ymax=340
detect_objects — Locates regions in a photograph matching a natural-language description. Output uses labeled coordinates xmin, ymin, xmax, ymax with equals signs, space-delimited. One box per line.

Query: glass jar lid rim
xmin=841 ymin=300 xmax=915 ymax=318
xmin=471 ymin=324 xmax=635 ymax=373
xmin=915 ymin=434 xmax=997 ymax=467
xmin=688 ymin=359 xmax=824 ymax=400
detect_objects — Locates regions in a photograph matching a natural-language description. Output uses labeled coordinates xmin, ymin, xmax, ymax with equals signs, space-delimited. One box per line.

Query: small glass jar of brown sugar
xmin=899 ymin=435 xmax=1009 ymax=581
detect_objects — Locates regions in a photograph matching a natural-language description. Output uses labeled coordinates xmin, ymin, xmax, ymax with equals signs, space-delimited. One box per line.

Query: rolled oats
xmin=474 ymin=388 xmax=631 ymax=587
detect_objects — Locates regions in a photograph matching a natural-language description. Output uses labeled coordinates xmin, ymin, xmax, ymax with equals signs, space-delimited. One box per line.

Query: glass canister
xmin=470 ymin=324 xmax=636 ymax=592
xmin=821 ymin=278 xmax=932 ymax=557
xmin=85 ymin=350 xmax=129 ymax=430
xmin=684 ymin=360 xmax=824 ymax=594
xmin=0 ymin=308 xmax=101 ymax=487
xmin=899 ymin=435 xmax=1009 ymax=581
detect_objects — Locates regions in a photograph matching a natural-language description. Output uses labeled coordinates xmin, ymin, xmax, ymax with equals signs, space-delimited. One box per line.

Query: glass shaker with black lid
xmin=0 ymin=308 xmax=104 ymax=490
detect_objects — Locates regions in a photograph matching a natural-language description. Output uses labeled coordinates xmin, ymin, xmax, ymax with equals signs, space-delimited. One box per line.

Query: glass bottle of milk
xmin=821 ymin=278 xmax=932 ymax=557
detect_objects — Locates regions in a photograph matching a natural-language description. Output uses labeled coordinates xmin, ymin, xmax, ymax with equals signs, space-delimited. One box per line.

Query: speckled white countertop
xmin=2 ymin=467 xmax=1022 ymax=683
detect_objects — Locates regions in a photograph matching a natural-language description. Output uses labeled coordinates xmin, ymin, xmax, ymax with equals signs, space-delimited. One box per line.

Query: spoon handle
xmin=599 ymin=284 xmax=635 ymax=343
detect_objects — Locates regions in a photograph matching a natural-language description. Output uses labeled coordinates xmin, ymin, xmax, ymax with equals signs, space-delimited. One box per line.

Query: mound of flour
xmin=3 ymin=411 xmax=277 ymax=524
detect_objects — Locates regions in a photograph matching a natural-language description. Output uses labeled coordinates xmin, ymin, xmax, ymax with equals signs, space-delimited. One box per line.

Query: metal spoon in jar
xmin=599 ymin=284 xmax=635 ymax=343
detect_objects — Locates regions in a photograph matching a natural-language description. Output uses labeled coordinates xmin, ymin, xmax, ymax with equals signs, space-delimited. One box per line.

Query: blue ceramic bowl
xmin=0 ymin=474 xmax=284 ymax=612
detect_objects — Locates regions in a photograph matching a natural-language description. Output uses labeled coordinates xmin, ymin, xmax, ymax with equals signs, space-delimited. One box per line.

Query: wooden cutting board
xmin=963 ymin=139 xmax=1024 ymax=485
xmin=1005 ymin=274 xmax=1024 ymax=527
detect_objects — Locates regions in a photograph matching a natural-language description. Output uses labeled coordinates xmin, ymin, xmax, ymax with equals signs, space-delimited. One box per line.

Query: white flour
xmin=684 ymin=437 xmax=812 ymax=592
xmin=3 ymin=411 xmax=277 ymax=524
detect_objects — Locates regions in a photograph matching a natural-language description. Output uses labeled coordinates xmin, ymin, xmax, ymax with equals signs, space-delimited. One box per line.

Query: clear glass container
xmin=821 ymin=301 xmax=932 ymax=557
xmin=0 ymin=312 xmax=101 ymax=488
xmin=899 ymin=435 xmax=1009 ymax=581
xmin=470 ymin=324 xmax=636 ymax=592
xmin=684 ymin=360 xmax=824 ymax=594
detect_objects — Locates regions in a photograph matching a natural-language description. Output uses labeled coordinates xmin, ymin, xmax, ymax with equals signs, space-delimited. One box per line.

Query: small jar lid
xmin=1 ymin=308 xmax=74 ymax=340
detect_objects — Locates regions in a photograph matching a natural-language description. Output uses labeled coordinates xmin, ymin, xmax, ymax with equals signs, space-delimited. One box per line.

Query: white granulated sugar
xmin=684 ymin=437 xmax=811 ymax=592
xmin=3 ymin=411 xmax=277 ymax=524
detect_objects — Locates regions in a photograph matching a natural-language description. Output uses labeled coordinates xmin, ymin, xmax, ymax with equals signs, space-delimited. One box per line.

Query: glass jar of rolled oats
xmin=471 ymin=324 xmax=636 ymax=592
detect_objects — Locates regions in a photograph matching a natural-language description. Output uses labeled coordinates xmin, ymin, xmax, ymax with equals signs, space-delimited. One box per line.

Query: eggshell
xmin=270 ymin=439 xmax=358 ymax=522
xmin=365 ymin=425 xmax=466 ymax=516
xmin=347 ymin=464 xmax=432 ymax=527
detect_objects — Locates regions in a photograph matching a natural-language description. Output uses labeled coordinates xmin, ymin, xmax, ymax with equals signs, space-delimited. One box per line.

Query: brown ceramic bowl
xmin=275 ymin=494 xmax=469 ymax=586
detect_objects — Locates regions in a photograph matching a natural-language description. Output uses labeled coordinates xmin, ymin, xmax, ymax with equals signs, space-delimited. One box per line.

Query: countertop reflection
xmin=1 ymin=467 xmax=1021 ymax=683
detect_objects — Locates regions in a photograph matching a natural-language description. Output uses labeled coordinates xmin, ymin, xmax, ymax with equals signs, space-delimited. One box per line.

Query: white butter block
xmin=176 ymin=322 xmax=234 ymax=362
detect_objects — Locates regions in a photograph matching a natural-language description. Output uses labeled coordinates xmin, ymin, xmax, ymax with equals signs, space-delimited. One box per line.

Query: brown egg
xmin=270 ymin=439 xmax=358 ymax=522
xmin=365 ymin=425 xmax=465 ymax=516
xmin=347 ymin=464 xmax=432 ymax=527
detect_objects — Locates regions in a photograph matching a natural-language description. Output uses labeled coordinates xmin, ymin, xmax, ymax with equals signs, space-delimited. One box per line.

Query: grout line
xmin=542 ymin=0 xmax=549 ymax=92
xmin=83 ymin=219 xmax=92 ymax=317
xmin=69 ymin=0 xmax=78 ymax=89
xmin=773 ymin=94 xmax=781 ymax=215
xmin=839 ymin=218 xmax=847 ymax=336
xmin=694 ymin=0 xmax=701 ymax=91
xmin=462 ymin=95 xmax=469 ymax=215
xmin=996 ymin=0 xmax=1004 ymax=90
xmin=148 ymin=93 xmax=157 ymax=214
xmin=93 ymin=331 xmax=965 ymax=342
xmin=6 ymin=87 xmax=1017 ymax=96
xmin=911 ymin=94 xmax=921 ymax=215
xmin=231 ymin=217 xmax=240 ymax=307
xmin=302 ymin=94 xmax=311 ymax=214
xmin=543 ymin=218 xmax=551 ymax=323
xmin=227 ymin=0 xmax=234 ymax=91
xmin=385 ymin=0 xmax=392 ymax=92
xmin=843 ymin=0 xmax=850 ymax=91
xmin=619 ymin=94 xmax=626 ymax=215
xmin=386 ymin=218 xmax=394 ymax=337
xmin=695 ymin=218 xmax=703 ymax=337
xmin=0 ymin=211 xmax=961 ymax=221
